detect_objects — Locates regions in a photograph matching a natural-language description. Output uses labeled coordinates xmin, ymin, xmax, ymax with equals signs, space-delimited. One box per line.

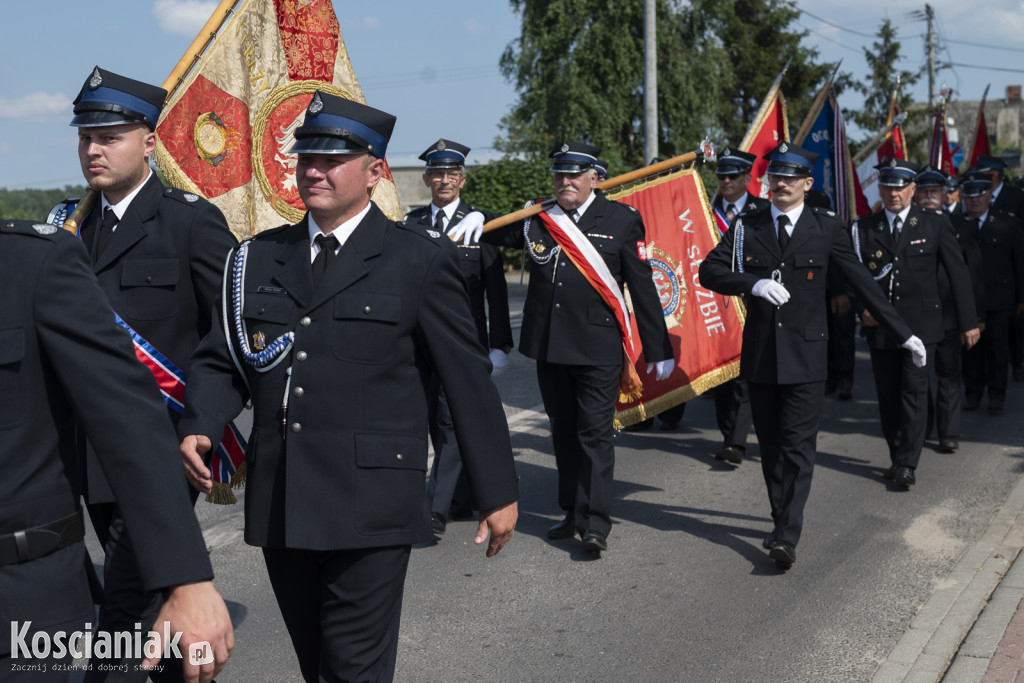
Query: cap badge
xmin=89 ymin=67 xmax=102 ymax=89
xmin=560 ymin=143 xmax=569 ymax=154
xmin=308 ymin=93 xmax=324 ymax=115
xmin=889 ymin=158 xmax=898 ymax=168
xmin=722 ymin=147 xmax=731 ymax=157
xmin=33 ymin=223 xmax=57 ymax=235
xmin=779 ymin=142 xmax=788 ymax=153
xmin=437 ymin=140 xmax=446 ymax=151
xmin=184 ymin=193 xmax=199 ymax=203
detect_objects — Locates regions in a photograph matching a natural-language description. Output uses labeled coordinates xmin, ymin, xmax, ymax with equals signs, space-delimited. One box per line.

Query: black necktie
xmin=311 ymin=233 xmax=339 ymax=287
xmin=96 ymin=207 xmax=118 ymax=259
xmin=892 ymin=215 xmax=902 ymax=238
xmin=725 ymin=203 xmax=736 ymax=223
xmin=434 ymin=210 xmax=445 ymax=233
xmin=777 ymin=215 xmax=790 ymax=252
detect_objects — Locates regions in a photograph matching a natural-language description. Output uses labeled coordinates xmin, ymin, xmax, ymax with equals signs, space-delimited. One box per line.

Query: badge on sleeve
xmin=637 ymin=241 xmax=647 ymax=260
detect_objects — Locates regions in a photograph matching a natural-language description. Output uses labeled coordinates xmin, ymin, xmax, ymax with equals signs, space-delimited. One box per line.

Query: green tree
xmin=0 ymin=186 xmax=89 ymax=221
xmin=497 ymin=0 xmax=731 ymax=169
xmin=848 ymin=18 xmax=923 ymax=151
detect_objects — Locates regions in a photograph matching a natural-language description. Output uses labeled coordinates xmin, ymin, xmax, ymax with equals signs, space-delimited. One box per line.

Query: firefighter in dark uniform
xmin=708 ymin=147 xmax=769 ymax=464
xmin=178 ymin=93 xmax=519 ymax=682
xmin=852 ymin=158 xmax=979 ymax=488
xmin=958 ymin=169 xmax=1024 ymax=414
xmin=916 ymin=166 xmax=985 ymax=452
xmin=56 ymin=66 xmax=237 ymax=681
xmin=0 ymin=220 xmax=232 ymax=682
xmin=467 ymin=141 xmax=674 ymax=554
xmin=945 ymin=174 xmax=962 ymax=216
xmin=976 ymin=155 xmax=1024 ymax=381
xmin=699 ymin=142 xmax=923 ymax=569
xmin=404 ymin=138 xmax=513 ymax=536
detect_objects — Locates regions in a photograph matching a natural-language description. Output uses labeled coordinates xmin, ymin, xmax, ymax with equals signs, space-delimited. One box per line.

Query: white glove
xmin=447 ymin=211 xmax=485 ymax=245
xmin=901 ymin=335 xmax=927 ymax=368
xmin=488 ymin=348 xmax=510 ymax=376
xmin=645 ymin=358 xmax=674 ymax=381
xmin=751 ymin=279 xmax=791 ymax=306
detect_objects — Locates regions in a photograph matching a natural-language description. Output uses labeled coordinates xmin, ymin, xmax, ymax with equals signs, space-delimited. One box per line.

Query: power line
xmin=943 ymin=62 xmax=1024 ymax=75
xmin=944 ymin=38 xmax=1024 ymax=54
xmin=798 ymin=8 xmax=877 ymax=39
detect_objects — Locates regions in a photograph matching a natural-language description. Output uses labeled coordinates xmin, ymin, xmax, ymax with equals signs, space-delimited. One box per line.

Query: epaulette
xmin=398 ymin=220 xmax=445 ymax=245
xmin=1 ymin=219 xmax=63 ymax=241
xmin=925 ymin=208 xmax=944 ymax=216
xmin=248 ymin=223 xmax=292 ymax=242
xmin=812 ymin=206 xmax=837 ymax=218
xmin=162 ymin=186 xmax=206 ymax=206
xmin=739 ymin=203 xmax=761 ymax=216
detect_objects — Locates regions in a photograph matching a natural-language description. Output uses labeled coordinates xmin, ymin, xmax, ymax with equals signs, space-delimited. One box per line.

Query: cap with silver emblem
xmin=70 ymin=66 xmax=167 ymax=131
xmin=763 ymin=142 xmax=818 ymax=178
xmin=874 ymin=157 xmax=921 ymax=187
xmin=549 ymin=141 xmax=601 ymax=174
xmin=418 ymin=138 xmax=470 ymax=169
xmin=288 ymin=91 xmax=396 ymax=158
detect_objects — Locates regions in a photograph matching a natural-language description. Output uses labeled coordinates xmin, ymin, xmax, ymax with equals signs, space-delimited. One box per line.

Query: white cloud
xmin=361 ymin=16 xmax=380 ymax=30
xmin=152 ymin=0 xmax=220 ymax=37
xmin=0 ymin=92 xmax=71 ymax=120
xmin=465 ymin=18 xmax=485 ymax=35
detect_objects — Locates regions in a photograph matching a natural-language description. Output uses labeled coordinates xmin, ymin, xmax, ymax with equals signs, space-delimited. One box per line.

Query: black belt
xmin=0 ymin=510 xmax=85 ymax=567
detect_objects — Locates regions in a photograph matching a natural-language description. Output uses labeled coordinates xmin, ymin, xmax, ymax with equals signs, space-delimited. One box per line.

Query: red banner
xmin=608 ymin=169 xmax=744 ymax=427
xmin=744 ymin=95 xmax=789 ymax=199
xmin=967 ymin=108 xmax=991 ymax=169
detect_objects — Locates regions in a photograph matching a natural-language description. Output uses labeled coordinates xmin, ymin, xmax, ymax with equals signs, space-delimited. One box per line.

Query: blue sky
xmin=1 ymin=1 xmax=1021 ymax=190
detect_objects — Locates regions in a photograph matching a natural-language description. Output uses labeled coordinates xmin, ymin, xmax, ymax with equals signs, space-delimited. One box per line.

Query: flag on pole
xmin=153 ymin=0 xmax=403 ymax=239
xmin=607 ymin=169 xmax=744 ymax=427
xmin=797 ymin=89 xmax=859 ymax=222
xmin=963 ymin=86 xmax=992 ymax=171
xmin=856 ymin=110 xmax=907 ymax=214
xmin=929 ymin=105 xmax=955 ymax=175
xmin=740 ymin=66 xmax=790 ymax=199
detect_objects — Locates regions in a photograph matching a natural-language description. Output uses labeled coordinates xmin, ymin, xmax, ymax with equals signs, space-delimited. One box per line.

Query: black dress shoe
xmin=894 ymin=466 xmax=916 ymax=487
xmin=769 ymin=541 xmax=796 ymax=568
xmin=762 ymin=533 xmax=776 ymax=550
xmin=964 ymin=395 xmax=981 ymax=411
xmin=883 ymin=466 xmax=897 ymax=481
xmin=431 ymin=512 xmax=447 ymax=535
xmin=988 ymin=398 xmax=1004 ymax=415
xmin=622 ymin=418 xmax=653 ymax=432
xmin=715 ymin=446 xmax=743 ymax=466
xmin=658 ymin=419 xmax=680 ymax=431
xmin=938 ymin=439 xmax=959 ymax=453
xmin=581 ymin=531 xmax=608 ymax=552
xmin=547 ymin=513 xmax=576 ymax=540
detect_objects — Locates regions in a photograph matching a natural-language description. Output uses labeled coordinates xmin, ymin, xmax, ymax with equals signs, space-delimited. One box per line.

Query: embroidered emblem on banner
xmin=637 ymin=241 xmax=647 ymax=260
xmin=647 ymin=243 xmax=686 ymax=328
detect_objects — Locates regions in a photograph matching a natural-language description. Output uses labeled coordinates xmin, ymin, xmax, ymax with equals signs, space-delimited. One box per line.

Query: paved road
xmin=82 ymin=283 xmax=1024 ymax=681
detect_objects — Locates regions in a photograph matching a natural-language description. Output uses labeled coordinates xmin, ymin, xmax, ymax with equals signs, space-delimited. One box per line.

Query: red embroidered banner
xmin=607 ymin=169 xmax=744 ymax=427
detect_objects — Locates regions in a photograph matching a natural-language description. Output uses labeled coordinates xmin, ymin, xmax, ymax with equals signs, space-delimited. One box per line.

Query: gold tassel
xmin=229 ymin=461 xmax=247 ymax=489
xmin=205 ymin=481 xmax=238 ymax=505
xmin=617 ymin=349 xmax=644 ymax=402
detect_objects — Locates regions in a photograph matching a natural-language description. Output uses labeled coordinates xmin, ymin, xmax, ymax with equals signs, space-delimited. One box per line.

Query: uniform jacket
xmin=180 ymin=204 xmax=519 ymax=550
xmin=713 ymin=191 xmax=771 ymax=226
xmin=938 ymin=220 xmax=986 ymax=332
xmin=951 ymin=210 xmax=1024 ymax=312
xmin=0 ymin=223 xmax=211 ymax=655
xmin=405 ymin=200 xmax=513 ymax=351
xmin=852 ymin=206 xmax=977 ymax=348
xmin=992 ymin=183 xmax=1024 ymax=223
xmin=699 ymin=203 xmax=913 ymax=384
xmin=486 ymin=192 xmax=673 ymax=366
xmin=73 ymin=174 xmax=237 ymax=503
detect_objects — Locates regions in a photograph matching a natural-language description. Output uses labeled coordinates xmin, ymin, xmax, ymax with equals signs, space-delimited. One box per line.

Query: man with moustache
xmin=699 ymin=143 xmax=923 ymax=568
xmin=957 ymin=169 xmax=1024 ymax=414
xmin=178 ymin=93 xmax=518 ymax=681
xmin=852 ymin=159 xmax=978 ymax=488
xmin=915 ymin=166 xmax=985 ymax=452
xmin=55 ymin=66 xmax=237 ymax=682
xmin=457 ymin=141 xmax=674 ymax=554
xmin=404 ymin=138 xmax=513 ymax=536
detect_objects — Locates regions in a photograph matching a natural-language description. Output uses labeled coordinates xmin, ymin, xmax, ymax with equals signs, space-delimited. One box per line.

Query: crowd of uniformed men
xmin=2 ymin=63 xmax=1023 ymax=682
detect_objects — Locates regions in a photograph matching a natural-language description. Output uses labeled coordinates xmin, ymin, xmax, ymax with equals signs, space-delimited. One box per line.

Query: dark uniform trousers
xmin=929 ymin=227 xmax=985 ymax=440
xmin=406 ymin=202 xmax=513 ymax=518
xmin=66 ymin=175 xmax=236 ymax=683
xmin=486 ymin=194 xmax=672 ymax=538
xmin=0 ymin=224 xmax=211 ymax=681
xmin=855 ymin=207 xmax=976 ymax=470
xmin=180 ymin=205 xmax=518 ymax=682
xmin=958 ymin=211 xmax=1024 ymax=403
xmin=700 ymin=204 xmax=912 ymax=548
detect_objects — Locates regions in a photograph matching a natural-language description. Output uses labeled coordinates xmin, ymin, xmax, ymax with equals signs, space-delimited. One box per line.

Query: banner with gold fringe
xmin=153 ymin=0 xmax=402 ymax=239
xmin=608 ymin=168 xmax=744 ymax=428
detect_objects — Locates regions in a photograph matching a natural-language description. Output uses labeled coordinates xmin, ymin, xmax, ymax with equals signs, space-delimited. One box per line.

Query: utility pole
xmin=644 ymin=0 xmax=658 ymax=164
xmin=925 ymin=3 xmax=936 ymax=107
